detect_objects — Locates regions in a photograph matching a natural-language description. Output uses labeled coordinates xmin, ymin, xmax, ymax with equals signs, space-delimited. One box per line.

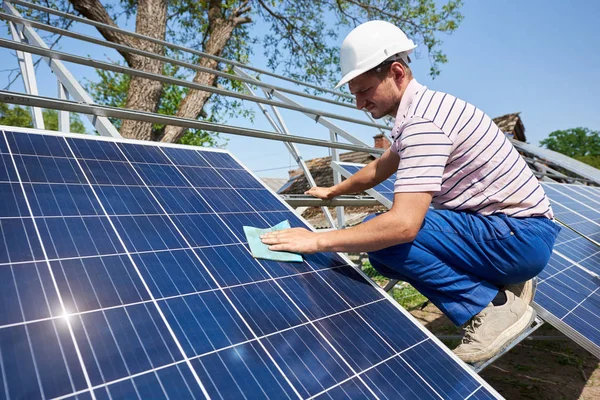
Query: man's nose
xmin=355 ymin=95 xmax=366 ymax=110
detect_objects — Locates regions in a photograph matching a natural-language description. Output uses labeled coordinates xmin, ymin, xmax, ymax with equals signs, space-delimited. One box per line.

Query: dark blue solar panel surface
xmin=533 ymin=226 xmax=600 ymax=358
xmin=541 ymin=182 xmax=600 ymax=243
xmin=533 ymin=182 xmax=600 ymax=358
xmin=0 ymin=128 xmax=500 ymax=399
xmin=333 ymin=162 xmax=395 ymax=208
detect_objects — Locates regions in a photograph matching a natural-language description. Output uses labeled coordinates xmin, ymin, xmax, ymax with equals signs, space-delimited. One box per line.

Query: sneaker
xmin=504 ymin=278 xmax=536 ymax=304
xmin=453 ymin=291 xmax=536 ymax=364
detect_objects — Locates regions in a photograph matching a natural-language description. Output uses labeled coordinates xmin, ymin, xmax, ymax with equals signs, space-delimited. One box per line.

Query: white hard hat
xmin=335 ymin=20 xmax=417 ymax=89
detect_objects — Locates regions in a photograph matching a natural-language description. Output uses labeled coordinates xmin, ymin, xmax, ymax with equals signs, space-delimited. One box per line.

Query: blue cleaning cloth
xmin=243 ymin=220 xmax=303 ymax=263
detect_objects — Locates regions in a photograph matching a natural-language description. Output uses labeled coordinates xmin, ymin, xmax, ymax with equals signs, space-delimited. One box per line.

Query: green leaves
xmin=24 ymin=0 xmax=464 ymax=146
xmin=540 ymin=127 xmax=600 ymax=169
xmin=0 ymin=103 xmax=87 ymax=133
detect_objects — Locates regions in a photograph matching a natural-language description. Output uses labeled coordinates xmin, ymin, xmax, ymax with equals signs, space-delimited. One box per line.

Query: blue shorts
xmin=365 ymin=209 xmax=561 ymax=325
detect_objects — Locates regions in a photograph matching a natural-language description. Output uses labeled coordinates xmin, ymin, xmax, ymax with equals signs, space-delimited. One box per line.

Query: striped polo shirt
xmin=389 ymin=79 xmax=553 ymax=218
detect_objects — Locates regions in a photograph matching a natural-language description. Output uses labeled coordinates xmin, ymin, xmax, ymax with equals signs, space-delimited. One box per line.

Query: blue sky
xmin=1 ymin=1 xmax=599 ymax=180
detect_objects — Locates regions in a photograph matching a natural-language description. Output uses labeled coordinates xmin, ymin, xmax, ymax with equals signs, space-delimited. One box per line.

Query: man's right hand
xmin=305 ymin=186 xmax=335 ymax=200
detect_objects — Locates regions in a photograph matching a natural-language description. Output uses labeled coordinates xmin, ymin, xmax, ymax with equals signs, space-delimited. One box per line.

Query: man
xmin=261 ymin=20 xmax=561 ymax=364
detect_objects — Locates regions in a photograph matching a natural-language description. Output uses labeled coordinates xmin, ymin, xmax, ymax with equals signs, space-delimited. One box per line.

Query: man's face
xmin=348 ymin=72 xmax=400 ymax=119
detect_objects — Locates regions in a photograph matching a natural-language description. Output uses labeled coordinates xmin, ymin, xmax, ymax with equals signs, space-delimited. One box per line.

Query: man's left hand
xmin=260 ymin=228 xmax=321 ymax=254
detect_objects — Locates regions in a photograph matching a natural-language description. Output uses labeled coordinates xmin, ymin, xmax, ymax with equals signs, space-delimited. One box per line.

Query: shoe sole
xmin=457 ymin=306 xmax=536 ymax=364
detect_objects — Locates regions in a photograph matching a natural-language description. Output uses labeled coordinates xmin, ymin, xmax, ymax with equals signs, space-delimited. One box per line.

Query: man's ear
xmin=390 ymin=62 xmax=406 ymax=87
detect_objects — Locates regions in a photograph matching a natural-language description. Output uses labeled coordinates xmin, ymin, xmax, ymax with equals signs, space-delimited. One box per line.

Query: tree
xmin=0 ymin=103 xmax=87 ymax=133
xmin=18 ymin=0 xmax=464 ymax=144
xmin=540 ymin=127 xmax=600 ymax=168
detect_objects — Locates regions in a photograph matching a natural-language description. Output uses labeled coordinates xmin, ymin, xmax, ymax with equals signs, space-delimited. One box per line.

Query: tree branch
xmin=68 ymin=0 xmax=138 ymax=65
xmin=256 ymin=0 xmax=322 ymax=61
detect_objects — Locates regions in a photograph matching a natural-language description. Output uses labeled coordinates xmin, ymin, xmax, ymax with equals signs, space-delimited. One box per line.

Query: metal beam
xmin=0 ymin=91 xmax=386 ymax=154
xmin=8 ymin=0 xmax=354 ymax=101
xmin=3 ymin=1 xmax=120 ymax=137
xmin=0 ymin=11 xmax=358 ymax=112
xmin=280 ymin=195 xmax=380 ymax=207
xmin=57 ymin=81 xmax=69 ymax=133
xmin=8 ymin=21 xmax=44 ymax=129
xmin=235 ymin=67 xmax=382 ymax=155
xmin=242 ymin=82 xmax=337 ymax=228
xmin=0 ymin=38 xmax=389 ymax=131
xmin=330 ymin=130 xmax=345 ymax=229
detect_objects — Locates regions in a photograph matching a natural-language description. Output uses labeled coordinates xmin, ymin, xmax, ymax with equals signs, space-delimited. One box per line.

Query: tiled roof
xmin=280 ymin=151 xmax=375 ymax=194
xmin=492 ymin=112 xmax=526 ymax=142
xmin=260 ymin=178 xmax=287 ymax=193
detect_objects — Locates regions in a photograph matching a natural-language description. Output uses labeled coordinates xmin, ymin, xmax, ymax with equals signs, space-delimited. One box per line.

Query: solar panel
xmin=541 ymin=182 xmax=600 ymax=243
xmin=0 ymin=126 xmax=501 ymax=399
xmin=533 ymin=226 xmax=600 ymax=359
xmin=511 ymin=140 xmax=600 ymax=186
xmin=332 ymin=162 xmax=395 ymax=208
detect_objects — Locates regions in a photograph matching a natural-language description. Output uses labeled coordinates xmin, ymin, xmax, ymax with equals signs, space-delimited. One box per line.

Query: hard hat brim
xmin=334 ymin=69 xmax=365 ymax=89
xmin=334 ymin=44 xmax=417 ymax=90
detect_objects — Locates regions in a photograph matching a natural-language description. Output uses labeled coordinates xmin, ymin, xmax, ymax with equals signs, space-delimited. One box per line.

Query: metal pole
xmin=0 ymin=11 xmax=359 ymax=112
xmin=3 ymin=1 xmax=120 ymax=138
xmin=7 ymin=21 xmax=44 ymax=129
xmin=240 ymin=82 xmax=337 ymax=228
xmin=57 ymin=82 xmax=69 ymax=133
xmin=330 ymin=130 xmax=345 ymax=229
xmin=0 ymin=38 xmax=389 ymax=131
xmin=0 ymin=90 xmax=386 ymax=154
xmin=8 ymin=0 xmax=354 ymax=101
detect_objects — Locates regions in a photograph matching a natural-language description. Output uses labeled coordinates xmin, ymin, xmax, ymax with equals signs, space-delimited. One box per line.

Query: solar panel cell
xmin=160 ymin=292 xmax=251 ymax=356
xmin=0 ymin=218 xmax=44 ymax=263
xmin=132 ymin=249 xmax=215 ymax=298
xmin=52 ymin=255 xmax=149 ymax=312
xmin=226 ymin=280 xmax=307 ymax=336
xmin=25 ymin=184 xmax=102 ymax=217
xmin=0 ymin=183 xmax=27 ymax=217
xmin=192 ymin=341 xmax=296 ymax=399
xmin=196 ymin=244 xmax=271 ymax=286
xmin=0 ymin=262 xmax=58 ymax=324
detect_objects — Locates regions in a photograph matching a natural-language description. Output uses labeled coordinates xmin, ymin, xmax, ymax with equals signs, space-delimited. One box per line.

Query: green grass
xmin=361 ymin=260 xmax=428 ymax=310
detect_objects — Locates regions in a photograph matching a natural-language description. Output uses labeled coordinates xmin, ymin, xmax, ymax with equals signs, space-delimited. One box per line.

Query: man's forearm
xmin=316 ymin=211 xmax=417 ymax=253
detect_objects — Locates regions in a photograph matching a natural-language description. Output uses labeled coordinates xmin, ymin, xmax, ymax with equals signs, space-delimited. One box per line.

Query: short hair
xmin=368 ymin=54 xmax=413 ymax=80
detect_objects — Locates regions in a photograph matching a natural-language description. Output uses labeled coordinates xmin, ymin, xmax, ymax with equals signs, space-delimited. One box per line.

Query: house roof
xmin=279 ymin=151 xmax=375 ymax=194
xmin=260 ymin=177 xmax=288 ymax=193
xmin=492 ymin=112 xmax=526 ymax=142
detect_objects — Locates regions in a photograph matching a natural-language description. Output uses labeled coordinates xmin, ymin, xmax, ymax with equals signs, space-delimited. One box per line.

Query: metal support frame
xmin=3 ymin=1 xmax=120 ymax=137
xmin=330 ymin=130 xmax=345 ymax=229
xmin=8 ymin=20 xmax=44 ymax=129
xmin=0 ymin=11 xmax=359 ymax=112
xmin=0 ymin=37 xmax=387 ymax=131
xmin=57 ymin=81 xmax=69 ymax=133
xmin=9 ymin=0 xmax=355 ymax=101
xmin=0 ymin=91 xmax=385 ymax=155
xmin=240 ymin=81 xmax=337 ymax=228
xmin=234 ymin=67 xmax=381 ymax=155
xmin=280 ymin=195 xmax=380 ymax=208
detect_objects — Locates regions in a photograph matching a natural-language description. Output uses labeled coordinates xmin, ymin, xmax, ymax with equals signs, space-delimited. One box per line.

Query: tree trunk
xmin=120 ymin=0 xmax=168 ymax=141
xmin=160 ymin=1 xmax=245 ymax=143
xmin=69 ymin=0 xmax=168 ymax=141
